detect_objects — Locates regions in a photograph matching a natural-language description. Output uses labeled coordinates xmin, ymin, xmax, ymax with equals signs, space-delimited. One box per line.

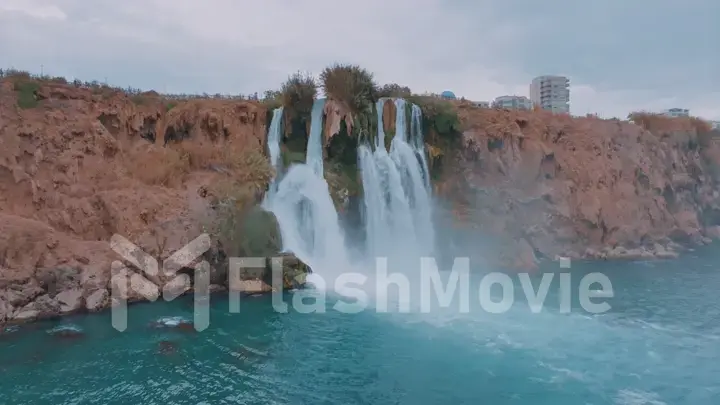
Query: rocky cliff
xmin=435 ymin=103 xmax=720 ymax=270
xmin=0 ymin=76 xmax=307 ymax=325
xmin=2 ymin=72 xmax=718 ymax=325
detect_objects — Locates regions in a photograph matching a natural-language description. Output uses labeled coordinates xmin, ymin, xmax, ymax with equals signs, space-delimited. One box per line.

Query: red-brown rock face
xmin=0 ymin=78 xmax=267 ymax=324
xmin=436 ymin=104 xmax=720 ymax=269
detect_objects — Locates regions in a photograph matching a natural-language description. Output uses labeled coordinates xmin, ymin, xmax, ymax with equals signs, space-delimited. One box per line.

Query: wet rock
xmin=605 ymin=246 xmax=654 ymax=260
xmin=277 ymin=253 xmax=311 ymax=290
xmin=55 ymin=288 xmax=84 ymax=314
xmin=0 ymin=298 xmax=14 ymax=325
xmin=653 ymin=243 xmax=679 ymax=259
xmin=11 ymin=295 xmax=61 ymax=321
xmin=109 ymin=263 xmax=160 ymax=303
xmin=1 ymin=284 xmax=44 ymax=308
xmin=25 ymin=294 xmax=62 ymax=320
xmin=513 ymin=238 xmax=538 ymax=271
xmin=705 ymin=225 xmax=720 ymax=240
xmin=229 ymin=279 xmax=273 ymax=294
xmin=13 ymin=308 xmax=40 ymax=322
xmin=209 ymin=284 xmax=227 ymax=293
xmin=36 ymin=266 xmax=82 ymax=297
xmin=162 ymin=274 xmax=191 ymax=298
xmin=85 ymin=289 xmax=109 ymax=312
xmin=157 ymin=340 xmax=178 ymax=355
xmin=175 ymin=322 xmax=196 ymax=333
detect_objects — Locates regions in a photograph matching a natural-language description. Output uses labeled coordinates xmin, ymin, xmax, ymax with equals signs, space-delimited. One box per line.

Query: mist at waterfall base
xmin=265 ymin=98 xmax=442 ymax=309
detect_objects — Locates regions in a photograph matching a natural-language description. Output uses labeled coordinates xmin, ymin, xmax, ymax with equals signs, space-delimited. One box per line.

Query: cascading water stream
xmin=359 ymin=98 xmax=435 ymax=269
xmin=264 ymin=106 xmax=284 ymax=203
xmin=266 ymin=98 xmax=350 ymax=277
xmin=306 ymin=98 xmax=327 ymax=177
xmin=266 ymin=96 xmax=435 ymax=292
xmin=270 ymin=164 xmax=348 ymax=273
xmin=411 ymin=104 xmax=432 ymax=192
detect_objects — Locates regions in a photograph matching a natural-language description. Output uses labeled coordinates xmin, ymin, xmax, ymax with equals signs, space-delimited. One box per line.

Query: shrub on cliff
xmin=202 ymin=149 xmax=279 ymax=257
xmin=12 ymin=79 xmax=40 ymax=109
xmin=213 ymin=189 xmax=281 ymax=258
xmin=377 ymin=83 xmax=412 ymax=98
xmin=628 ymin=112 xmax=711 ymax=134
xmin=280 ymin=71 xmax=317 ymax=117
xmin=407 ymin=95 xmax=461 ymax=137
xmin=129 ymin=142 xmax=272 ymax=189
xmin=320 ymin=63 xmax=378 ymax=114
xmin=629 ymin=112 xmax=713 ymax=151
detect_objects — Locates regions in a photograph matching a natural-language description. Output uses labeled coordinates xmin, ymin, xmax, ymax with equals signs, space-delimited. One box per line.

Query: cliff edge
xmin=436 ymin=102 xmax=720 ymax=269
xmin=0 ymin=75 xmax=305 ymax=325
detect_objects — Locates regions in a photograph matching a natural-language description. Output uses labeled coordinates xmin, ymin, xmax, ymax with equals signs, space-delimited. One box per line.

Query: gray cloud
xmin=1 ymin=0 xmax=718 ymax=119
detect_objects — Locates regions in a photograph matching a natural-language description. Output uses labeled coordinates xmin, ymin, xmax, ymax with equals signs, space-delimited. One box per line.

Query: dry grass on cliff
xmin=126 ymin=142 xmax=272 ymax=188
xmin=281 ymin=72 xmax=317 ymax=117
xmin=320 ymin=63 xmax=378 ymax=114
xmin=377 ymin=83 xmax=412 ymax=98
xmin=628 ymin=112 xmax=712 ymax=135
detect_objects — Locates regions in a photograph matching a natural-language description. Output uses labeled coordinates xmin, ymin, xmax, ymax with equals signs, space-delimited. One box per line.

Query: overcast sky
xmin=1 ymin=0 xmax=718 ymax=119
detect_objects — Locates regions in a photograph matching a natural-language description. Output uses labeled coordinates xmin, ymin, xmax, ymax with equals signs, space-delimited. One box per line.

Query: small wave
xmin=47 ymin=324 xmax=83 ymax=334
xmin=538 ymin=361 xmax=587 ymax=382
xmin=615 ymin=389 xmax=667 ymax=405
xmin=155 ymin=316 xmax=190 ymax=327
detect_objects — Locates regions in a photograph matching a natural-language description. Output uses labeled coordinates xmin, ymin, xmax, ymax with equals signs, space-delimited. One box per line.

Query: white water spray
xmin=264 ymin=106 xmax=284 ymax=202
xmin=359 ymin=98 xmax=435 ymax=269
xmin=306 ymin=98 xmax=326 ymax=177
xmin=266 ymin=97 xmax=435 ymax=289
xmin=411 ymin=104 xmax=432 ymax=192
xmin=267 ymin=98 xmax=351 ymax=279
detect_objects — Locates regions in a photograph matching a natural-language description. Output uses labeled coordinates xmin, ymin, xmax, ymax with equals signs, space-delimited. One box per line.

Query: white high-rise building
xmin=661 ymin=108 xmax=690 ymax=118
xmin=530 ymin=75 xmax=570 ymax=114
xmin=492 ymin=95 xmax=533 ymax=110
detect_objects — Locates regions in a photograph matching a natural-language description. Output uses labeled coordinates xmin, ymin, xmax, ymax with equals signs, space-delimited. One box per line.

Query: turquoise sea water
xmin=1 ymin=249 xmax=719 ymax=404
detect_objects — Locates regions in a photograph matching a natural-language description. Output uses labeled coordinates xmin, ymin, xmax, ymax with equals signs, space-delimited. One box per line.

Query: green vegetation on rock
xmin=281 ymin=71 xmax=317 ymax=118
xmin=13 ymin=80 xmax=40 ymax=109
xmin=377 ymin=83 xmax=412 ymax=99
xmin=320 ymin=63 xmax=377 ymax=115
xmin=407 ymin=95 xmax=461 ymax=139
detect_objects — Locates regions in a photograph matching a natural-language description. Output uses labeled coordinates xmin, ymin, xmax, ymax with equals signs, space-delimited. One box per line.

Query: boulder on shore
xmin=228 ymin=253 xmax=311 ymax=294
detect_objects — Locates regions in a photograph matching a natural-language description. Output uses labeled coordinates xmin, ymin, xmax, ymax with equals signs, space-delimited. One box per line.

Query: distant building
xmin=711 ymin=120 xmax=720 ymax=130
xmin=530 ymin=75 xmax=570 ymax=114
xmin=492 ymin=95 xmax=533 ymax=110
xmin=472 ymin=101 xmax=490 ymax=108
xmin=662 ymin=108 xmax=690 ymax=118
xmin=440 ymin=90 xmax=456 ymax=100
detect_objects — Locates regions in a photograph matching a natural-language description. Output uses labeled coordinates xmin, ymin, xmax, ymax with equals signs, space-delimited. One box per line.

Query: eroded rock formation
xmin=435 ymin=104 xmax=720 ymax=269
xmin=0 ymin=78 xmax=310 ymax=325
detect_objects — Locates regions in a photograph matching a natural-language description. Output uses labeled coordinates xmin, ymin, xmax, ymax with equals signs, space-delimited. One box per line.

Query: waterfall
xmin=359 ymin=98 xmax=435 ymax=266
xmin=264 ymin=106 xmax=284 ymax=202
xmin=265 ymin=96 xmax=435 ymax=285
xmin=269 ymin=164 xmax=349 ymax=272
xmin=394 ymin=98 xmax=407 ymax=141
xmin=266 ymin=98 xmax=350 ymax=277
xmin=411 ymin=104 xmax=432 ymax=192
xmin=306 ymin=98 xmax=327 ymax=177
xmin=375 ymin=98 xmax=388 ymax=150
